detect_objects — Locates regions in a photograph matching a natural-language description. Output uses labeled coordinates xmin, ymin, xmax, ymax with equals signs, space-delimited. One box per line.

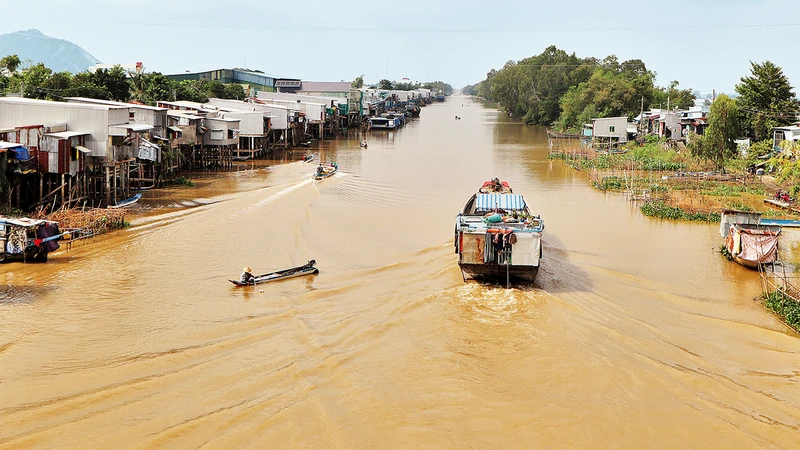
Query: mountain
xmin=0 ymin=29 xmax=100 ymax=74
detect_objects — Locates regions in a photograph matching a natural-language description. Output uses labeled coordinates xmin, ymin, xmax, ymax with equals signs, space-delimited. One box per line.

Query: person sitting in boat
xmin=240 ymin=267 xmax=255 ymax=283
xmin=331 ymin=162 xmax=338 ymax=169
xmin=316 ymin=164 xmax=325 ymax=176
xmin=491 ymin=177 xmax=503 ymax=192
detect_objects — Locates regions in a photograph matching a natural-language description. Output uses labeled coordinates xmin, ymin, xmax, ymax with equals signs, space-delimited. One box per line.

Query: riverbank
xmin=549 ymin=142 xmax=798 ymax=222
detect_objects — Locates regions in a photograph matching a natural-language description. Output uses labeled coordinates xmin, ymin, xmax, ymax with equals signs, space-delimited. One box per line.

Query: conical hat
xmin=244 ymin=267 xmax=252 ymax=273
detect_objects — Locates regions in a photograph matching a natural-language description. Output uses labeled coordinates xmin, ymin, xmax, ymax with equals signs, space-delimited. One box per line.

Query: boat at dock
xmin=719 ymin=209 xmax=781 ymax=269
xmin=229 ymin=260 xmax=319 ymax=286
xmin=368 ymin=116 xmax=397 ymax=130
xmin=0 ymin=216 xmax=65 ymax=263
xmin=109 ymin=193 xmax=142 ymax=209
xmin=454 ymin=179 xmax=544 ymax=283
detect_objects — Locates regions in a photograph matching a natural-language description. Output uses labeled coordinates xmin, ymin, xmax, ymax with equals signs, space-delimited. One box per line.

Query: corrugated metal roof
xmin=299 ymin=81 xmax=352 ymax=93
xmin=66 ymin=97 xmax=168 ymax=111
xmin=0 ymin=141 xmax=24 ymax=149
xmin=44 ymin=131 xmax=90 ymax=139
xmin=0 ymin=97 xmax=124 ymax=111
xmin=110 ymin=123 xmax=154 ymax=132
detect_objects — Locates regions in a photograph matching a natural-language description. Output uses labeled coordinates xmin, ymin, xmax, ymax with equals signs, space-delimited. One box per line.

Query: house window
xmin=609 ymin=126 xmax=615 ymax=132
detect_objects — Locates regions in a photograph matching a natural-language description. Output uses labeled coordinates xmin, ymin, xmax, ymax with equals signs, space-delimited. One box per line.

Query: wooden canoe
xmin=229 ymin=261 xmax=318 ymax=286
xmin=109 ymin=193 xmax=142 ymax=209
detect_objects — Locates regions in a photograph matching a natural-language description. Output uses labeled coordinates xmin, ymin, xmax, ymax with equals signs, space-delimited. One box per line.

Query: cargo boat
xmin=454 ymin=179 xmax=544 ymax=283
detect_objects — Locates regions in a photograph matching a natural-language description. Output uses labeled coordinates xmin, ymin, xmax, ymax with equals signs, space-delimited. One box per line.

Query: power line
xmin=1 ymin=15 xmax=799 ymax=33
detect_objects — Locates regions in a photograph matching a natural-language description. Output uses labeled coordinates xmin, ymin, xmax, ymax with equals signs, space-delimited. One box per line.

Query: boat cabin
xmin=0 ymin=216 xmax=62 ymax=263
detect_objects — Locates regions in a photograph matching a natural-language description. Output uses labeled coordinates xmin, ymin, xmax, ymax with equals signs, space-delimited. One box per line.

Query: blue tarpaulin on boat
xmin=475 ymin=194 xmax=526 ymax=212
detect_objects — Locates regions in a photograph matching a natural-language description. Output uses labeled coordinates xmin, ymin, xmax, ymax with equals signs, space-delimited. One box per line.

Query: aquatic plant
xmin=762 ymin=290 xmax=800 ymax=331
xmin=640 ymin=200 xmax=721 ymax=222
xmin=594 ymin=176 xmax=624 ymax=191
xmin=702 ymin=184 xmax=765 ymax=196
xmin=725 ymin=202 xmax=752 ymax=212
xmin=171 ymin=176 xmax=196 ymax=187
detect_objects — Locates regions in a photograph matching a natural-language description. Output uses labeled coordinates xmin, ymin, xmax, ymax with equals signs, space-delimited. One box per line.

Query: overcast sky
xmin=1 ymin=0 xmax=798 ymax=95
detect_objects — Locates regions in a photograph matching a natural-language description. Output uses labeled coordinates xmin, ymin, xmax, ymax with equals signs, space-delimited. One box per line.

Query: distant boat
xmin=229 ymin=260 xmax=319 ymax=286
xmin=303 ymin=154 xmax=314 ymax=163
xmin=109 ymin=193 xmax=142 ymax=209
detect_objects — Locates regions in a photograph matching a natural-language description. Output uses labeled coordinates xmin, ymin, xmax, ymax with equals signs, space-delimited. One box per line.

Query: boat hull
xmin=459 ymin=263 xmax=538 ymax=283
xmin=314 ymin=167 xmax=337 ymax=181
xmin=229 ymin=267 xmax=319 ymax=286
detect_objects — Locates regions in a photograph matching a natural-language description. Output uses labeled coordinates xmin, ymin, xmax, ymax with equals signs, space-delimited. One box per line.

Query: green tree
xmin=0 ymin=54 xmax=21 ymax=73
xmin=128 ymin=70 xmax=148 ymax=103
xmin=691 ymin=94 xmax=740 ymax=171
xmin=378 ymin=79 xmax=393 ymax=90
xmin=652 ymin=80 xmax=696 ymax=110
xmin=205 ymin=80 xmax=227 ymax=99
xmin=174 ymin=80 xmax=208 ymax=103
xmin=221 ymin=83 xmax=245 ymax=100
xmin=555 ymin=61 xmax=655 ymax=131
xmin=143 ymin=72 xmax=175 ymax=105
xmin=43 ymin=71 xmax=72 ymax=99
xmin=8 ymin=63 xmax=53 ymax=98
xmin=91 ymin=66 xmax=130 ymax=101
xmin=735 ymin=61 xmax=800 ymax=141
xmin=63 ymin=71 xmax=111 ymax=100
xmin=394 ymin=81 xmax=420 ymax=91
xmin=353 ymin=75 xmax=364 ymax=89
xmin=475 ymin=46 xmax=595 ymax=125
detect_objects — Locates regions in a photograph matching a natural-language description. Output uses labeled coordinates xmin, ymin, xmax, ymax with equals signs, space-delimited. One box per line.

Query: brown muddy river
xmin=2 ymin=97 xmax=799 ymax=448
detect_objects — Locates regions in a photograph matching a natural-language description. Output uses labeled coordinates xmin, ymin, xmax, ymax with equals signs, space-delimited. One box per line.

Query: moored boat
xmin=109 ymin=193 xmax=142 ymax=209
xmin=719 ymin=209 xmax=781 ymax=269
xmin=0 ymin=216 xmax=64 ymax=263
xmin=454 ymin=178 xmax=544 ymax=283
xmin=229 ymin=260 xmax=319 ymax=286
xmin=368 ymin=117 xmax=397 ymax=130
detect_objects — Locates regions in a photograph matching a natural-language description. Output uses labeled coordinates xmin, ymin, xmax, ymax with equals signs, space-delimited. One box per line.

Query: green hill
xmin=0 ymin=29 xmax=100 ymax=74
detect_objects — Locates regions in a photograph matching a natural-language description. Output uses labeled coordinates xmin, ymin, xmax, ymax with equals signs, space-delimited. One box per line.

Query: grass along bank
xmin=551 ymin=139 xmax=797 ymax=222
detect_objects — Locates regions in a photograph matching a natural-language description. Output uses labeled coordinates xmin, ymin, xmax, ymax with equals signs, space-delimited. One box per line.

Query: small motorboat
xmin=109 ymin=193 xmax=142 ymax=209
xmin=360 ymin=141 xmax=368 ymax=149
xmin=303 ymin=154 xmax=315 ymax=163
xmin=229 ymin=260 xmax=319 ymax=286
xmin=313 ymin=163 xmax=338 ymax=181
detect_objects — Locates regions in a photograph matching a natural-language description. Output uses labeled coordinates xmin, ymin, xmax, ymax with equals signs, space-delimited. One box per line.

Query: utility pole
xmin=639 ymin=95 xmax=644 ymax=133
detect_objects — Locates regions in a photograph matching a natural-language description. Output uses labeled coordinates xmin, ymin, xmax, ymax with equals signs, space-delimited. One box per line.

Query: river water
xmin=1 ymin=97 xmax=799 ymax=448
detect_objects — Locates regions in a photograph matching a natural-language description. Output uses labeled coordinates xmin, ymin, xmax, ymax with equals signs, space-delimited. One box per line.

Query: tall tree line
xmin=467 ymin=46 xmax=799 ymax=144
xmin=469 ymin=45 xmax=694 ymax=131
xmin=0 ymin=55 xmax=245 ymax=105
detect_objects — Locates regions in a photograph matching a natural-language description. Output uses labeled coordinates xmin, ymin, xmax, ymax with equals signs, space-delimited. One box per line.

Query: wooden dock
xmin=763 ymin=198 xmax=800 ymax=214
